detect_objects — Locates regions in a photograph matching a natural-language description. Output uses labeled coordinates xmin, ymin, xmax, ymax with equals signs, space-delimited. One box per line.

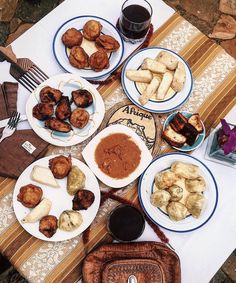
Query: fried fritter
xmin=72 ymin=189 xmax=95 ymax=210
xmin=17 ymin=184 xmax=43 ymax=208
xmin=49 ymin=155 xmax=72 ymax=179
xmin=61 ymin=28 xmax=83 ymax=48
xmin=69 ymin=46 xmax=89 ymax=69
xmin=45 ymin=118 xmax=72 ymax=133
xmin=55 ymin=96 xmax=71 ymax=120
xmin=95 ymin=35 xmax=120 ymax=52
xmin=39 ymin=215 xmax=58 ymax=238
xmin=83 ymin=20 xmax=102 ymax=41
xmin=32 ymin=103 xmax=54 ymax=121
xmin=89 ymin=50 xmax=109 ymax=72
xmin=70 ymin=109 xmax=89 ymax=129
xmin=40 ymin=86 xmax=62 ymax=104
xmin=71 ymin=89 xmax=93 ymax=108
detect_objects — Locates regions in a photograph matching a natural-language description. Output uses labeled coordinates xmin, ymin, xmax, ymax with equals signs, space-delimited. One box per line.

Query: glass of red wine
xmin=118 ymin=0 xmax=153 ymax=43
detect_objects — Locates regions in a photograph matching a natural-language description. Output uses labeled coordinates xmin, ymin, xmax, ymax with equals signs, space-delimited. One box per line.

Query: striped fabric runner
xmin=0 ymin=13 xmax=235 ymax=283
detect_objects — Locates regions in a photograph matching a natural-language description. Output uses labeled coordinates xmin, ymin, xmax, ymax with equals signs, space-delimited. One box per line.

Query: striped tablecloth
xmin=0 ymin=13 xmax=236 ymax=283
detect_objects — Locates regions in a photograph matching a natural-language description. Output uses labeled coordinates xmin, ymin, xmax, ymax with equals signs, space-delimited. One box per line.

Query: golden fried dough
xmin=89 ymin=50 xmax=109 ymax=72
xmin=17 ymin=184 xmax=43 ymax=208
xmin=39 ymin=215 xmax=58 ymax=238
xmin=62 ymin=28 xmax=83 ymax=48
xmin=55 ymin=96 xmax=71 ymax=120
xmin=45 ymin=118 xmax=72 ymax=133
xmin=72 ymin=189 xmax=95 ymax=210
xmin=69 ymin=46 xmax=89 ymax=69
xmin=49 ymin=155 xmax=72 ymax=179
xmin=39 ymin=86 xmax=62 ymax=104
xmin=71 ymin=89 xmax=93 ymax=108
xmin=83 ymin=20 xmax=102 ymax=41
xmin=70 ymin=109 xmax=89 ymax=129
xmin=95 ymin=35 xmax=120 ymax=52
xmin=32 ymin=103 xmax=54 ymax=121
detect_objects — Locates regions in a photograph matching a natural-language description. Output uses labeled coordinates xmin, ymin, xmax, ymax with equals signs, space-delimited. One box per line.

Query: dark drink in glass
xmin=119 ymin=0 xmax=152 ymax=43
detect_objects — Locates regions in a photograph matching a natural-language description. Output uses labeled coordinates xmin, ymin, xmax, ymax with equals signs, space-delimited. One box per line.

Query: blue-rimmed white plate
xmin=53 ymin=15 xmax=124 ymax=80
xmin=121 ymin=47 xmax=193 ymax=113
xmin=138 ymin=152 xmax=218 ymax=232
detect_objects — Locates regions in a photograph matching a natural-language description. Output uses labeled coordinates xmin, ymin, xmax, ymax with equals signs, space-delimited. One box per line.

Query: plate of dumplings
xmin=13 ymin=154 xmax=100 ymax=241
xmin=53 ymin=15 xmax=124 ymax=80
xmin=121 ymin=47 xmax=193 ymax=113
xmin=138 ymin=152 xmax=218 ymax=232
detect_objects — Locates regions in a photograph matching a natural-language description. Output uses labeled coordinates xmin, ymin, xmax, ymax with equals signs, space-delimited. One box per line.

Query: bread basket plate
xmin=138 ymin=152 xmax=218 ymax=232
xmin=163 ymin=111 xmax=205 ymax=152
xmin=121 ymin=47 xmax=193 ymax=113
xmin=53 ymin=15 xmax=124 ymax=80
xmin=82 ymin=124 xmax=152 ymax=188
xmin=26 ymin=73 xmax=105 ymax=147
xmin=13 ymin=155 xmax=100 ymax=242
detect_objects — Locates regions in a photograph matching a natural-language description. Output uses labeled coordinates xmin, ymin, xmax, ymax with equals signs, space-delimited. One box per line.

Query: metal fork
xmin=0 ymin=46 xmax=49 ymax=92
xmin=0 ymin=111 xmax=20 ymax=143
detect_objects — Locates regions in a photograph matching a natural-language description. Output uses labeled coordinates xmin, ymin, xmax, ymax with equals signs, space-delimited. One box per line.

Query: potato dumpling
xmin=167 ymin=202 xmax=188 ymax=221
xmin=58 ymin=210 xmax=83 ymax=232
xmin=155 ymin=170 xmax=178 ymax=190
xmin=67 ymin=165 xmax=86 ymax=195
xmin=150 ymin=190 xmax=171 ymax=208
xmin=171 ymin=161 xmax=199 ymax=179
xmin=185 ymin=176 xmax=206 ymax=193
xmin=186 ymin=193 xmax=204 ymax=218
xmin=168 ymin=185 xmax=183 ymax=201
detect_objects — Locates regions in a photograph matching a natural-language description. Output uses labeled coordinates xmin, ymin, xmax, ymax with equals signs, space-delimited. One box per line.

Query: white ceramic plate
xmin=163 ymin=111 xmax=205 ymax=152
xmin=13 ymin=155 xmax=100 ymax=242
xmin=139 ymin=152 xmax=218 ymax=232
xmin=121 ymin=47 xmax=193 ymax=113
xmin=53 ymin=15 xmax=124 ymax=80
xmin=82 ymin=124 xmax=153 ymax=188
xmin=26 ymin=73 xmax=105 ymax=147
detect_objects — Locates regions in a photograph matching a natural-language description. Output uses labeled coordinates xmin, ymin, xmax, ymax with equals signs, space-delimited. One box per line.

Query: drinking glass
xmin=118 ymin=0 xmax=153 ymax=43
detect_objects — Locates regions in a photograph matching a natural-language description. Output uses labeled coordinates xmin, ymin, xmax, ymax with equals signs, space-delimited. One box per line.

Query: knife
xmin=0 ymin=114 xmax=27 ymax=129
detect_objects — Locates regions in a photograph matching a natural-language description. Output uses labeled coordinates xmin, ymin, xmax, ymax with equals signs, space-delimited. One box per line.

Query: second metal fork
xmin=0 ymin=111 xmax=21 ymax=143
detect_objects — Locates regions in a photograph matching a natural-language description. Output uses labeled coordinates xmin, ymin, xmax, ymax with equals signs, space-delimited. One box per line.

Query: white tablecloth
xmin=1 ymin=1 xmax=236 ymax=283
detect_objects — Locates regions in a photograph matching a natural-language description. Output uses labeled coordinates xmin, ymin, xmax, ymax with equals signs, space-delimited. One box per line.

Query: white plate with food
xmin=26 ymin=73 xmax=105 ymax=146
xmin=121 ymin=47 xmax=193 ymax=113
xmin=139 ymin=152 xmax=218 ymax=232
xmin=162 ymin=111 xmax=205 ymax=152
xmin=82 ymin=124 xmax=152 ymax=188
xmin=53 ymin=15 xmax=124 ymax=80
xmin=13 ymin=155 xmax=100 ymax=242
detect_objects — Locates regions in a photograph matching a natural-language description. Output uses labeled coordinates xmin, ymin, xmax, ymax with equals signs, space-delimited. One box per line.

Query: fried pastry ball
xmin=69 ymin=46 xmax=89 ymax=69
xmin=55 ymin=96 xmax=71 ymax=120
xmin=71 ymin=89 xmax=93 ymax=108
xmin=17 ymin=184 xmax=43 ymax=208
xmin=89 ymin=50 xmax=109 ymax=72
xmin=32 ymin=103 xmax=54 ymax=121
xmin=45 ymin=118 xmax=72 ymax=133
xmin=83 ymin=20 xmax=102 ymax=41
xmin=95 ymin=35 xmax=120 ymax=52
xmin=39 ymin=86 xmax=62 ymax=104
xmin=49 ymin=155 xmax=72 ymax=179
xmin=39 ymin=215 xmax=58 ymax=238
xmin=70 ymin=109 xmax=89 ymax=129
xmin=61 ymin=28 xmax=83 ymax=48
xmin=72 ymin=189 xmax=95 ymax=210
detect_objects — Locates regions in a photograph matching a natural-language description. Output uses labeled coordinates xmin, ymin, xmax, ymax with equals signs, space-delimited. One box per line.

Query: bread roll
xmin=156 ymin=72 xmax=173 ymax=100
xmin=172 ymin=62 xmax=186 ymax=92
xmin=125 ymin=70 xmax=153 ymax=83
xmin=139 ymin=77 xmax=161 ymax=105
xmin=141 ymin=58 xmax=166 ymax=74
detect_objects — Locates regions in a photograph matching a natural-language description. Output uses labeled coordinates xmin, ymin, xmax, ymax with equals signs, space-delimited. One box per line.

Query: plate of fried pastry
xmin=26 ymin=73 xmax=105 ymax=146
xmin=139 ymin=153 xmax=218 ymax=232
xmin=13 ymin=154 xmax=100 ymax=241
xmin=53 ymin=15 xmax=124 ymax=80
xmin=121 ymin=47 xmax=193 ymax=113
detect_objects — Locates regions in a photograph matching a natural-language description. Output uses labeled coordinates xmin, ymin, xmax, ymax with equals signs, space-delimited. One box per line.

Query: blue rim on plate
xmin=121 ymin=47 xmax=193 ymax=113
xmin=163 ymin=111 xmax=206 ymax=152
xmin=138 ymin=152 xmax=218 ymax=233
xmin=53 ymin=15 xmax=124 ymax=80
